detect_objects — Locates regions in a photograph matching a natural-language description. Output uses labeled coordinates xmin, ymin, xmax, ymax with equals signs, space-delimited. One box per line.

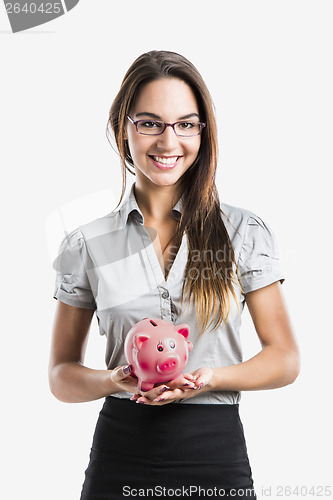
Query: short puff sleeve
xmin=53 ymin=228 xmax=97 ymax=309
xmin=238 ymin=215 xmax=285 ymax=294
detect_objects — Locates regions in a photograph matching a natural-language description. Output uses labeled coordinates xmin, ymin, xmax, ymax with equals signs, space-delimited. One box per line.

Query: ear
xmin=176 ymin=324 xmax=190 ymax=340
xmin=134 ymin=334 xmax=150 ymax=350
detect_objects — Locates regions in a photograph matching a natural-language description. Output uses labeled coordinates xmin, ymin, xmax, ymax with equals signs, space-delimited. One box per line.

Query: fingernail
xmin=198 ymin=383 xmax=203 ymax=389
xmin=156 ymin=397 xmax=164 ymax=402
xmin=123 ymin=365 xmax=132 ymax=375
xmin=161 ymin=386 xmax=170 ymax=393
xmin=136 ymin=400 xmax=145 ymax=404
xmin=130 ymin=396 xmax=137 ymax=401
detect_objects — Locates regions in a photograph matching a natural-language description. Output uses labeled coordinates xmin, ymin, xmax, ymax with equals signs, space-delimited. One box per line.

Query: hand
xmin=110 ymin=364 xmax=140 ymax=394
xmin=132 ymin=367 xmax=214 ymax=406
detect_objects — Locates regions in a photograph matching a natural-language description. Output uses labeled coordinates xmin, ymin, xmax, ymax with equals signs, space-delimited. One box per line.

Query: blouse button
xmin=162 ymin=290 xmax=169 ymax=299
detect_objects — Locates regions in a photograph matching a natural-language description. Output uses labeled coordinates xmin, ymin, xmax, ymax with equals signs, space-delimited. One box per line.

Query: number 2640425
xmin=5 ymin=3 xmax=62 ymax=14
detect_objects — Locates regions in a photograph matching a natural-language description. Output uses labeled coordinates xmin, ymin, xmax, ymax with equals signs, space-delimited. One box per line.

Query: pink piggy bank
xmin=124 ymin=317 xmax=193 ymax=392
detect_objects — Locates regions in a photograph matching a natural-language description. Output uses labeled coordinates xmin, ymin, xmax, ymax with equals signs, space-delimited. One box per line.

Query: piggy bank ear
xmin=176 ymin=324 xmax=190 ymax=340
xmin=134 ymin=334 xmax=150 ymax=350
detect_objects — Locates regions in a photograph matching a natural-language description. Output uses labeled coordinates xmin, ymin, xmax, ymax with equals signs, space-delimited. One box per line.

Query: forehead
xmin=132 ymin=78 xmax=199 ymax=117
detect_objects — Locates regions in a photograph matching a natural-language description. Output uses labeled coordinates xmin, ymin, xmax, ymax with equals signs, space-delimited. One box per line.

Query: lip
xmin=148 ymin=155 xmax=182 ymax=170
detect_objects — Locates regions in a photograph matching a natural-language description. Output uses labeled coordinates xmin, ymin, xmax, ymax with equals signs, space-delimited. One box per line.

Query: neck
xmin=134 ymin=180 xmax=181 ymax=222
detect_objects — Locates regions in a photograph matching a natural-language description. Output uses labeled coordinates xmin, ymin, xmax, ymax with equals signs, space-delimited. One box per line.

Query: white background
xmin=1 ymin=1 xmax=332 ymax=498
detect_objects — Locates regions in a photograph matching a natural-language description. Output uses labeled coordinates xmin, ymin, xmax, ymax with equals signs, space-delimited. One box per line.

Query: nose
xmin=157 ymin=356 xmax=179 ymax=374
xmin=156 ymin=125 xmax=179 ymax=150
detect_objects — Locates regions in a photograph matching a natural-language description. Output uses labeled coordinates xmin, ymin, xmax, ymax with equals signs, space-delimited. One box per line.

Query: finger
xmin=178 ymin=376 xmax=196 ymax=388
xmin=135 ymin=394 xmax=171 ymax=405
xmin=152 ymin=398 xmax=176 ymax=406
xmin=193 ymin=377 xmax=205 ymax=390
xmin=110 ymin=365 xmax=133 ymax=382
xmin=183 ymin=372 xmax=196 ymax=382
xmin=180 ymin=380 xmax=196 ymax=389
xmin=133 ymin=381 xmax=188 ymax=403
xmin=153 ymin=388 xmax=183 ymax=403
xmin=167 ymin=376 xmax=196 ymax=390
xmin=189 ymin=367 xmax=213 ymax=391
xmin=133 ymin=384 xmax=171 ymax=402
xmin=135 ymin=396 xmax=176 ymax=406
xmin=134 ymin=396 xmax=150 ymax=404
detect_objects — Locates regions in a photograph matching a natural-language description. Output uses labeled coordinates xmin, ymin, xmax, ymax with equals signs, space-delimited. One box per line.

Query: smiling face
xmin=126 ymin=78 xmax=201 ymax=190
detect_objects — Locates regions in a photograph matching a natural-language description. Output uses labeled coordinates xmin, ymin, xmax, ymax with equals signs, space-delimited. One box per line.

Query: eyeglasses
xmin=127 ymin=115 xmax=206 ymax=137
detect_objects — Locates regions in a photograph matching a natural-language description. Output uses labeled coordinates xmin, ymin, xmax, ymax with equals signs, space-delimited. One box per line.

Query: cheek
xmin=183 ymin=138 xmax=201 ymax=158
xmin=128 ymin=136 xmax=152 ymax=160
xmin=127 ymin=135 xmax=140 ymax=157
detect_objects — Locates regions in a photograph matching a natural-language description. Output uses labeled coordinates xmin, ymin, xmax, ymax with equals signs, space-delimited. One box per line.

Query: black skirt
xmin=80 ymin=396 xmax=257 ymax=500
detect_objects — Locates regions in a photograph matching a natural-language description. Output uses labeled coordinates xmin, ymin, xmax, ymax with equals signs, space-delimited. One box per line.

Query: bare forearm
xmin=49 ymin=362 xmax=119 ymax=403
xmin=211 ymin=345 xmax=300 ymax=392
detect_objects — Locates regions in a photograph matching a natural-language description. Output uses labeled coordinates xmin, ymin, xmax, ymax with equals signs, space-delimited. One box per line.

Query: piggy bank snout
xmin=157 ymin=355 xmax=179 ymax=374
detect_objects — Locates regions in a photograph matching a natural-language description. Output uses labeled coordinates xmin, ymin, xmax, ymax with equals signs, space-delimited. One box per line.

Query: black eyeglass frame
xmin=126 ymin=115 xmax=206 ymax=137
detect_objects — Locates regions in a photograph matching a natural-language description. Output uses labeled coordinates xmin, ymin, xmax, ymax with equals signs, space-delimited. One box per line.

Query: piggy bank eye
xmin=157 ymin=343 xmax=164 ymax=352
xmin=169 ymin=340 xmax=175 ymax=349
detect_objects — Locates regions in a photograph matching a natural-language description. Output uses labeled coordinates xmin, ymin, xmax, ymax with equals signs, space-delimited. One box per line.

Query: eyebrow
xmin=134 ymin=112 xmax=201 ymax=121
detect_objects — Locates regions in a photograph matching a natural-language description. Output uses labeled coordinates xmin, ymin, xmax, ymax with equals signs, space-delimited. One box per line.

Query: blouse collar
xmin=118 ymin=183 xmax=184 ymax=227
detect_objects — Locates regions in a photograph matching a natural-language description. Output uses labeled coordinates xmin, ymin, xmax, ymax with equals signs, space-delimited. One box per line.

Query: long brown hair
xmin=107 ymin=50 xmax=240 ymax=333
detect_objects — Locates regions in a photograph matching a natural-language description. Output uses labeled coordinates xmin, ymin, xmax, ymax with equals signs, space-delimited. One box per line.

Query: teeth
xmin=152 ymin=156 xmax=179 ymax=165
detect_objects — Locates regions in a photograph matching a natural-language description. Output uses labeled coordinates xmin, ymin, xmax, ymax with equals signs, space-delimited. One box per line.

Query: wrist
xmin=107 ymin=369 xmax=121 ymax=395
xmin=209 ymin=367 xmax=226 ymax=392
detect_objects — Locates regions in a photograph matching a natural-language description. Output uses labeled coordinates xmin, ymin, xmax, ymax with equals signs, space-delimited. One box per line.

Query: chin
xmin=148 ymin=173 xmax=182 ymax=186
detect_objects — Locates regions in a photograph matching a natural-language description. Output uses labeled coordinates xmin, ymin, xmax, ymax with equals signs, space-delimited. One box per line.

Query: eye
xmin=141 ymin=121 xmax=163 ymax=129
xmin=157 ymin=343 xmax=164 ymax=352
xmin=178 ymin=122 xmax=195 ymax=129
xmin=169 ymin=340 xmax=175 ymax=349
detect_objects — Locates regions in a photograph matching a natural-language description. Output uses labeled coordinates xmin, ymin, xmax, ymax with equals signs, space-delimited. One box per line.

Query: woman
xmin=49 ymin=50 xmax=300 ymax=499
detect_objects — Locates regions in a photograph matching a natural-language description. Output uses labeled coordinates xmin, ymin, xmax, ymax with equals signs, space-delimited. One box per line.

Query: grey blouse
xmin=53 ymin=182 xmax=285 ymax=404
